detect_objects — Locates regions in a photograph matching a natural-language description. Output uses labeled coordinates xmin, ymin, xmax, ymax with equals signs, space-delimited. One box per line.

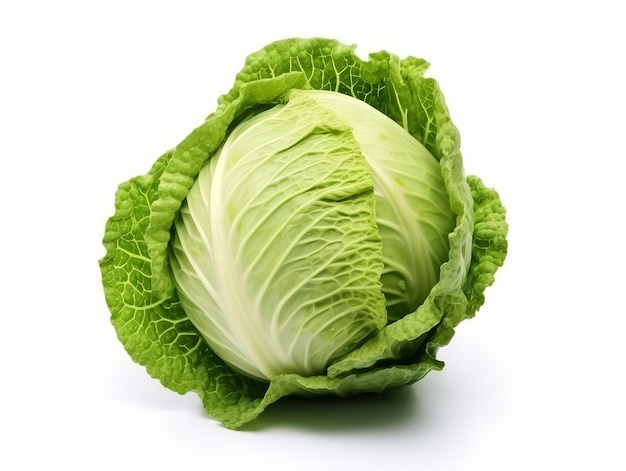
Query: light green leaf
xmin=170 ymin=90 xmax=386 ymax=381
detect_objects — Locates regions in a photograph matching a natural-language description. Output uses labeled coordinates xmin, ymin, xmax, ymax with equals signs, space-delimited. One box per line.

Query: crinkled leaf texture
xmin=170 ymin=90 xmax=388 ymax=382
xmin=100 ymin=38 xmax=508 ymax=429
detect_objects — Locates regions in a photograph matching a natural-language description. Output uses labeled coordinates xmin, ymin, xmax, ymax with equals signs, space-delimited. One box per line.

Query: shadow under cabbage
xmin=238 ymin=385 xmax=424 ymax=432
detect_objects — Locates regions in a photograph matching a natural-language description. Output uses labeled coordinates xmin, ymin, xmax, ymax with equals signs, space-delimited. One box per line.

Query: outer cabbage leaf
xmin=100 ymin=38 xmax=508 ymax=429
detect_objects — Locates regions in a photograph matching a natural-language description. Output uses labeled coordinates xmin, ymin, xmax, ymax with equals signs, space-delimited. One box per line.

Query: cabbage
xmin=100 ymin=38 xmax=508 ymax=429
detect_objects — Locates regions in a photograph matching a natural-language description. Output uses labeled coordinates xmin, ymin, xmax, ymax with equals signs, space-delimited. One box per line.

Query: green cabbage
xmin=99 ymin=38 xmax=508 ymax=429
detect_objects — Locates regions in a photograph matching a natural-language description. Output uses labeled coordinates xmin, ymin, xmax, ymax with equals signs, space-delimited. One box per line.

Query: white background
xmin=2 ymin=1 xmax=624 ymax=469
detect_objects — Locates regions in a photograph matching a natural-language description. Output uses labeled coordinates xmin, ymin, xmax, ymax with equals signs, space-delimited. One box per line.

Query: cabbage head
xmin=100 ymin=38 xmax=508 ymax=429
